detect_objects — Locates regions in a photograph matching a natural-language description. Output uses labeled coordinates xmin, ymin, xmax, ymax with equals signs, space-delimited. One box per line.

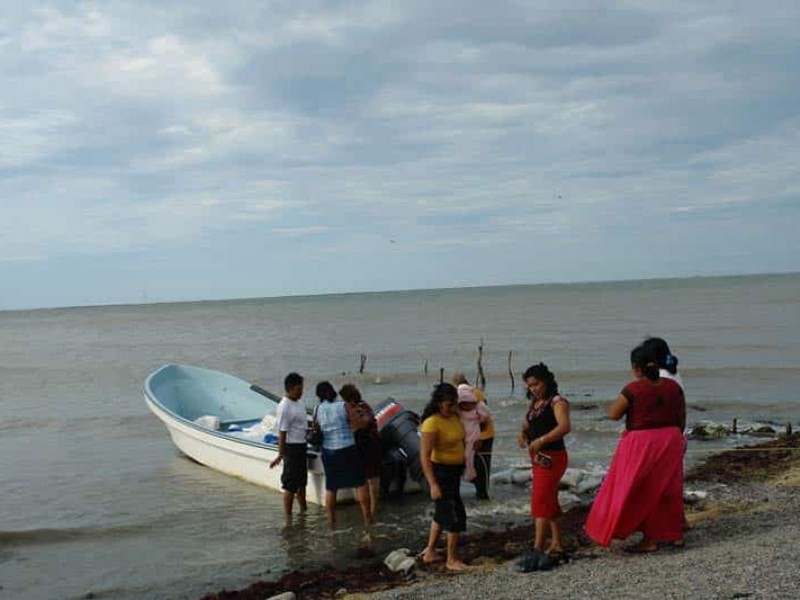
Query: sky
xmin=1 ymin=1 xmax=799 ymax=310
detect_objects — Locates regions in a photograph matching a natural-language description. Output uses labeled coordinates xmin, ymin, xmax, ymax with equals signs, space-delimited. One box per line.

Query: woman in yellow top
xmin=419 ymin=383 xmax=469 ymax=571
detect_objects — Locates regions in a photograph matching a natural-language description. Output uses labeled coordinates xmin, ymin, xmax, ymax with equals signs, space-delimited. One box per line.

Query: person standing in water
xmin=269 ymin=372 xmax=308 ymax=520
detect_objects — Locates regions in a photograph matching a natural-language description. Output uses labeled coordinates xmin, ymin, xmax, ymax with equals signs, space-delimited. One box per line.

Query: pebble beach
xmin=204 ymin=435 xmax=800 ymax=600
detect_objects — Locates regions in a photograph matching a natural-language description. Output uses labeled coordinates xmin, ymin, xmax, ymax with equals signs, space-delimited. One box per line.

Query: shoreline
xmin=202 ymin=435 xmax=800 ymax=600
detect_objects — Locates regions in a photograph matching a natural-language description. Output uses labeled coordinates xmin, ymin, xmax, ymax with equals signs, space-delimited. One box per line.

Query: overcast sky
xmin=2 ymin=1 xmax=799 ymax=310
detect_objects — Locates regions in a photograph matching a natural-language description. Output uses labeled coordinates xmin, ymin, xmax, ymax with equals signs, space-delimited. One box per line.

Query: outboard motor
xmin=374 ymin=398 xmax=423 ymax=487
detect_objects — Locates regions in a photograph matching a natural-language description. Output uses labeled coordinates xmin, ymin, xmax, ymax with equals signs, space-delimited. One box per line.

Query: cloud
xmin=1 ymin=1 xmax=799 ymax=307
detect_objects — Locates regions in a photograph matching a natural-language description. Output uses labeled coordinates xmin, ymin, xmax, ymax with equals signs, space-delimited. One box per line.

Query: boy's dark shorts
xmin=281 ymin=443 xmax=308 ymax=493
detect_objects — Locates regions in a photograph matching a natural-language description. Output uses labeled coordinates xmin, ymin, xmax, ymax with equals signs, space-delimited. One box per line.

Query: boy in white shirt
xmin=269 ymin=372 xmax=308 ymax=518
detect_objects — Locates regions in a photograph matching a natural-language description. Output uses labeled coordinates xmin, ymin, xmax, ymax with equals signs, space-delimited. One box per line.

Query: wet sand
xmin=202 ymin=434 xmax=800 ymax=600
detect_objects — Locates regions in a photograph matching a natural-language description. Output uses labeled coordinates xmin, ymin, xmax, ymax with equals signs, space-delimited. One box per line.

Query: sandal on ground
xmin=546 ymin=550 xmax=570 ymax=564
xmin=657 ymin=539 xmax=684 ymax=549
xmin=623 ymin=543 xmax=658 ymax=554
xmin=536 ymin=552 xmax=556 ymax=571
xmin=515 ymin=549 xmax=541 ymax=573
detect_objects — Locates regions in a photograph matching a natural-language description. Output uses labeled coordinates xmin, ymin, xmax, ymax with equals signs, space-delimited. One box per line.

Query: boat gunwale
xmin=143 ymin=363 xmax=314 ymax=455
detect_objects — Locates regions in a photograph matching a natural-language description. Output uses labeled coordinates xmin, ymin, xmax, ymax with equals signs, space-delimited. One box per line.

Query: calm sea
xmin=1 ymin=273 xmax=799 ymax=599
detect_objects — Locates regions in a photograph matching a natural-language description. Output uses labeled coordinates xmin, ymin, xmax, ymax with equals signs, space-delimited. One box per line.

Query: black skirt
xmin=432 ymin=462 xmax=466 ymax=533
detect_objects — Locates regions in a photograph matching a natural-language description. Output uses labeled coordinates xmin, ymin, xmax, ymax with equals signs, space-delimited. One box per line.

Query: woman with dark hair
xmin=643 ymin=337 xmax=684 ymax=390
xmin=418 ymin=383 xmax=469 ymax=571
xmin=516 ymin=363 xmax=571 ymax=572
xmin=584 ymin=344 xmax=686 ymax=552
xmin=339 ymin=383 xmax=382 ymax=518
xmin=314 ymin=381 xmax=371 ymax=531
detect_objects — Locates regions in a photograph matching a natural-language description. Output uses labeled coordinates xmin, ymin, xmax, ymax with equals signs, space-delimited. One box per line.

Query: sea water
xmin=1 ymin=273 xmax=799 ymax=599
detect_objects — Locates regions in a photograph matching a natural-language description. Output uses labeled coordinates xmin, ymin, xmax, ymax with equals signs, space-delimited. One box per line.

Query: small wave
xmin=0 ymin=523 xmax=152 ymax=547
xmin=0 ymin=417 xmax=61 ymax=432
xmin=0 ymin=413 xmax=154 ymax=434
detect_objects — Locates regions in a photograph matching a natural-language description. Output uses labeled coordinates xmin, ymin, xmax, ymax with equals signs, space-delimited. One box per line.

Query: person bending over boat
xmin=584 ymin=344 xmax=686 ymax=552
xmin=516 ymin=362 xmax=571 ymax=572
xmin=339 ymin=383 xmax=382 ymax=518
xmin=315 ymin=381 xmax=372 ymax=530
xmin=269 ymin=372 xmax=308 ymax=519
xmin=419 ymin=383 xmax=469 ymax=571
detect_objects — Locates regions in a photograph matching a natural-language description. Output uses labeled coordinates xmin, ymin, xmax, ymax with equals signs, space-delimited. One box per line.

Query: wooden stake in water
xmin=476 ymin=338 xmax=486 ymax=389
xmin=508 ymin=349 xmax=515 ymax=393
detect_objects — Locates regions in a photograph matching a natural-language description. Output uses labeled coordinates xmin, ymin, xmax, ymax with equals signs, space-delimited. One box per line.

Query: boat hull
xmin=143 ymin=364 xmax=354 ymax=505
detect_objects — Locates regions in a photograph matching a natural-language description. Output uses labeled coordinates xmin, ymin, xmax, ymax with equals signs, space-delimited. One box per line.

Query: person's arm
xmin=678 ymin=389 xmax=686 ymax=431
xmin=420 ymin=429 xmax=441 ymax=500
xmin=607 ymin=394 xmax=629 ymax=421
xmin=269 ymin=430 xmax=287 ymax=468
xmin=528 ymin=399 xmax=571 ymax=454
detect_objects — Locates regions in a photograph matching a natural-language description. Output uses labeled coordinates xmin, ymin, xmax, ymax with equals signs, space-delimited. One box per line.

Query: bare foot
xmin=420 ymin=549 xmax=443 ymax=564
xmin=546 ymin=545 xmax=564 ymax=555
xmin=446 ymin=559 xmax=470 ymax=571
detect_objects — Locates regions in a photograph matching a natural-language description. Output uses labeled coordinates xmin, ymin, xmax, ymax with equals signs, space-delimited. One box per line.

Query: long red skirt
xmin=585 ymin=427 xmax=684 ymax=546
xmin=531 ymin=449 xmax=568 ymax=519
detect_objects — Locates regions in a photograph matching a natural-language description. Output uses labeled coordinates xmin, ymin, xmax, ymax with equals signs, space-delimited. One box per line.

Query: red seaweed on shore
xmin=686 ymin=433 xmax=800 ymax=483
xmin=201 ymin=507 xmax=591 ymax=600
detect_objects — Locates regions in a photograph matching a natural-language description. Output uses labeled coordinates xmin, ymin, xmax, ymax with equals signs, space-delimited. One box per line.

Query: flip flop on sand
xmin=623 ymin=544 xmax=658 ymax=554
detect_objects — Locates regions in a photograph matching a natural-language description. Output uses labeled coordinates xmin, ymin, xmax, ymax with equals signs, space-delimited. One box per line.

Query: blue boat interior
xmin=145 ymin=364 xmax=278 ymax=424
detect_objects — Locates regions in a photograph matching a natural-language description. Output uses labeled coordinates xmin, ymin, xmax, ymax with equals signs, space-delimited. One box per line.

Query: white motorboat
xmin=144 ymin=364 xmax=421 ymax=504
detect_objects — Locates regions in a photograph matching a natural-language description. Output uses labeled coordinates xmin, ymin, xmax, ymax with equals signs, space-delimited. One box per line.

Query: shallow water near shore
xmin=1 ymin=273 xmax=799 ymax=600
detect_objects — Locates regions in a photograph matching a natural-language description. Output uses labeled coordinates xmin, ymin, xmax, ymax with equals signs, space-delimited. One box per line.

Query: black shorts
xmin=281 ymin=443 xmax=308 ymax=493
xmin=432 ymin=462 xmax=466 ymax=533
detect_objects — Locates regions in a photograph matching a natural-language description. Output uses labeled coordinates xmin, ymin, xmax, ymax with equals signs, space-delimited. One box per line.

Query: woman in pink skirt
xmin=585 ymin=343 xmax=686 ymax=552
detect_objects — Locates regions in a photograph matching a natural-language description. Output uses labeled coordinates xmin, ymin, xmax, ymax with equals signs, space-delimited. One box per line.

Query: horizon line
xmin=3 ymin=268 xmax=799 ymax=314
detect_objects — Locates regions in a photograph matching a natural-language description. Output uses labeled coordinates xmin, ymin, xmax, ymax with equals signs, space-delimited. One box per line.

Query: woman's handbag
xmin=306 ymin=407 xmax=323 ymax=450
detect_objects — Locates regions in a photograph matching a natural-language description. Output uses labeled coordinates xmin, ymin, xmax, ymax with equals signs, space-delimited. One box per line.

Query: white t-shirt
xmin=659 ymin=368 xmax=685 ymax=391
xmin=275 ymin=396 xmax=308 ymax=444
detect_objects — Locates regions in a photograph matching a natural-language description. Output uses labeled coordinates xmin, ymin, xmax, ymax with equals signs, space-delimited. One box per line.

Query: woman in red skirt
xmin=516 ymin=362 xmax=571 ymax=571
xmin=584 ymin=343 xmax=686 ymax=552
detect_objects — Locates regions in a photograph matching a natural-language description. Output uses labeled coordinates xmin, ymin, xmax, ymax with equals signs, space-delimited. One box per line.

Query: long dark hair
xmin=631 ymin=344 xmax=660 ymax=381
xmin=315 ymin=381 xmax=337 ymax=403
xmin=420 ymin=383 xmax=458 ymax=423
xmin=522 ymin=362 xmax=559 ymax=399
xmin=643 ymin=337 xmax=679 ymax=374
xmin=338 ymin=383 xmax=362 ymax=404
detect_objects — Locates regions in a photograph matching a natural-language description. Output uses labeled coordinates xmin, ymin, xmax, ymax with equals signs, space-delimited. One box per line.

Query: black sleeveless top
xmin=525 ymin=395 xmax=567 ymax=451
